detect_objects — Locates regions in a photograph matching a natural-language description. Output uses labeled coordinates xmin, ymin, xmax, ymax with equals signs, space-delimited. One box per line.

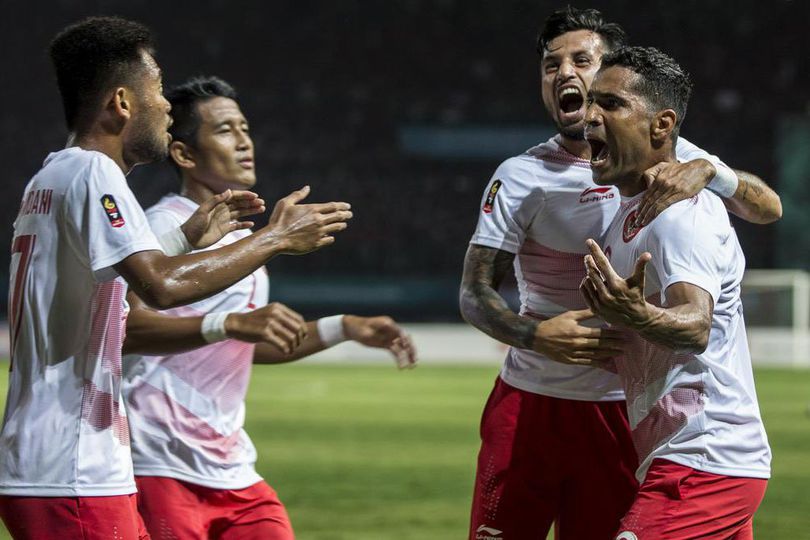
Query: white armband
xmin=317 ymin=315 xmax=346 ymax=347
xmin=707 ymin=164 xmax=739 ymax=198
xmin=201 ymin=312 xmax=231 ymax=343
xmin=158 ymin=227 xmax=194 ymax=256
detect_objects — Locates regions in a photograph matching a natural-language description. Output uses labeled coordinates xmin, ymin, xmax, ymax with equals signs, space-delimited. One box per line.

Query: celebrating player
xmin=460 ymin=7 xmax=781 ymax=540
xmin=580 ymin=46 xmax=770 ymax=539
xmin=120 ymin=76 xmax=416 ymax=539
xmin=0 ymin=18 xmax=351 ymax=539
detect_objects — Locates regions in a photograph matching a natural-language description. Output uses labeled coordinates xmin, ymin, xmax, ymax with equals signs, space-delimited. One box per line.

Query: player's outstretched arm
xmin=460 ymin=244 xmax=623 ymax=367
xmin=122 ymin=292 xmax=307 ymax=356
xmin=636 ymin=160 xmax=782 ymax=227
xmin=116 ymin=186 xmax=352 ymax=310
xmin=254 ymin=315 xmax=417 ymax=369
xmin=580 ymin=239 xmax=712 ymax=353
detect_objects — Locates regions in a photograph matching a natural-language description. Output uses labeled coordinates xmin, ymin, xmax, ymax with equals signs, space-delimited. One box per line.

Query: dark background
xmin=1 ymin=0 xmax=807 ymax=320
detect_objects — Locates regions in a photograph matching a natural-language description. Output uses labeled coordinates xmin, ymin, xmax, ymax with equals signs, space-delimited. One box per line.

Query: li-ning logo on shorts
xmin=482 ymin=180 xmax=502 ymax=214
xmin=475 ymin=525 xmax=503 ymax=539
xmin=580 ymin=186 xmax=614 ymax=203
xmin=100 ymin=194 xmax=125 ymax=228
xmin=616 ymin=532 xmax=639 ymax=540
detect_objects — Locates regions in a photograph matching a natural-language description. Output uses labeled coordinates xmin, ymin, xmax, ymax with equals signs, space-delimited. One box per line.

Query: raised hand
xmin=580 ymin=239 xmax=652 ymax=328
xmin=224 ymin=302 xmax=307 ymax=355
xmin=343 ymin=315 xmax=417 ymax=369
xmin=181 ymin=189 xmax=266 ymax=249
xmin=635 ymin=159 xmax=715 ymax=227
xmin=263 ymin=186 xmax=353 ymax=254
xmin=531 ymin=308 xmax=624 ymax=368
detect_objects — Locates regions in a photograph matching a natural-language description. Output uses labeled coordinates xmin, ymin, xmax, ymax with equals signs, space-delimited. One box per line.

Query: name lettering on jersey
xmin=623 ymin=209 xmax=643 ymax=242
xmin=579 ymin=186 xmax=614 ymax=204
xmin=100 ymin=194 xmax=126 ymax=228
xmin=482 ymin=180 xmax=502 ymax=214
xmin=18 ymin=189 xmax=54 ymax=217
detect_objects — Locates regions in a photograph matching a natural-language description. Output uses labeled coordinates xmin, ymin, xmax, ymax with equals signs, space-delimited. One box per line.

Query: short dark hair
xmin=537 ymin=6 xmax=627 ymax=56
xmin=166 ymin=76 xmax=238 ymax=147
xmin=50 ymin=16 xmax=154 ymax=131
xmin=601 ymin=46 xmax=693 ymax=137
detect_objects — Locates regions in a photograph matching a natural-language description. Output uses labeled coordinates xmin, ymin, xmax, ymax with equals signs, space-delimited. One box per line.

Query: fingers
xmin=568 ymin=308 xmax=595 ymax=321
xmin=230 ymin=221 xmax=255 ymax=231
xmin=309 ymin=201 xmax=352 ymax=213
xmin=227 ymin=190 xmax=260 ymax=202
xmin=230 ymin=205 xmax=266 ymax=220
xmin=197 ymin=189 xmax=232 ymax=213
xmin=391 ymin=333 xmax=417 ymax=369
xmin=580 ymin=277 xmax=599 ymax=312
xmin=585 ymin=239 xmax=620 ymax=286
xmin=584 ymin=254 xmax=611 ymax=299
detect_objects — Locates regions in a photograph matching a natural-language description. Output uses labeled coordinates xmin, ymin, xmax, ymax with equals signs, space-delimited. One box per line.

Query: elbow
xmin=458 ymin=285 xmax=477 ymax=325
xmin=685 ymin=320 xmax=712 ymax=354
xmin=135 ymin=283 xmax=179 ymax=311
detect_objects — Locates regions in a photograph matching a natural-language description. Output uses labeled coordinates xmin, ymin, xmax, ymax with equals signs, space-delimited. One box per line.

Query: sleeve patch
xmin=482 ymin=180 xmax=503 ymax=214
xmin=100 ymin=194 xmax=126 ymax=228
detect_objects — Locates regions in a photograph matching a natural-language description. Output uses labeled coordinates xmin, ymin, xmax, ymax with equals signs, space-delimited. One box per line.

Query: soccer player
xmin=119 ymin=76 xmax=417 ymax=539
xmin=460 ymin=7 xmax=781 ymax=540
xmin=0 ymin=17 xmax=351 ymax=539
xmin=580 ymin=46 xmax=770 ymax=539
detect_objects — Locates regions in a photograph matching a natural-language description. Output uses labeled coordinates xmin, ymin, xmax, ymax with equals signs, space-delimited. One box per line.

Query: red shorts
xmin=469 ymin=377 xmax=639 ymax=540
xmin=0 ymin=493 xmax=149 ymax=540
xmin=616 ymin=459 xmax=768 ymax=540
xmin=135 ymin=476 xmax=293 ymax=540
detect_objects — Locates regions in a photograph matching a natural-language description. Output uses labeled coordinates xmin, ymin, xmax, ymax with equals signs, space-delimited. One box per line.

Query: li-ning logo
xmin=475 ymin=525 xmax=503 ymax=540
xmin=579 ymin=186 xmax=614 ymax=203
xmin=615 ymin=532 xmax=639 ymax=540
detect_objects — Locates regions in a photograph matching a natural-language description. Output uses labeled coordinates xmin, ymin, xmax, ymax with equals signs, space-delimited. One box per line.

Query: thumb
xmin=284 ymin=185 xmax=310 ymax=205
xmin=628 ymin=252 xmax=651 ymax=289
xmin=642 ymin=162 xmax=666 ymax=188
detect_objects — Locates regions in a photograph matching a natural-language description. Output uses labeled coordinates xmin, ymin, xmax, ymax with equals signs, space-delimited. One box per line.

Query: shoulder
xmin=646 ymin=192 xmax=730 ymax=244
xmin=146 ymin=195 xmax=189 ymax=232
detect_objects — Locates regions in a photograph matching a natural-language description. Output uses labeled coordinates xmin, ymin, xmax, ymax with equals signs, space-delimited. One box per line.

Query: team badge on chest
xmin=622 ymin=209 xmax=642 ymax=242
xmin=100 ymin=194 xmax=125 ymax=228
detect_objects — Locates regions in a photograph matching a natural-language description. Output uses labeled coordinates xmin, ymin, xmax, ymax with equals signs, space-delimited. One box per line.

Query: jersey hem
xmin=499 ymin=370 xmax=626 ymax=402
xmin=91 ymin=240 xmax=162 ymax=277
xmin=0 ymin=482 xmax=137 ymax=497
xmin=638 ymin=454 xmax=771 ymax=482
xmin=469 ymin=235 xmax=519 ymax=254
xmin=132 ymin=467 xmax=262 ymax=491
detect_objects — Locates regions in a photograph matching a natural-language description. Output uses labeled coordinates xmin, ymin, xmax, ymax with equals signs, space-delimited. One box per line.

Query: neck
xmin=68 ymin=130 xmax=132 ymax=174
xmin=180 ymin=176 xmax=216 ymax=205
xmin=557 ymin=133 xmax=591 ymax=160
xmin=616 ymin=150 xmax=677 ymax=197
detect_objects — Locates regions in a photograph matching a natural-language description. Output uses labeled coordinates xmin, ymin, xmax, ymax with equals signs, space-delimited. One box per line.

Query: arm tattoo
xmin=730 ymin=169 xmax=781 ymax=223
xmin=459 ymin=245 xmax=537 ymax=349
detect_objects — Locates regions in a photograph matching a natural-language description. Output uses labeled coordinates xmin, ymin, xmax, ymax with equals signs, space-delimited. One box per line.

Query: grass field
xmin=0 ymin=363 xmax=808 ymax=539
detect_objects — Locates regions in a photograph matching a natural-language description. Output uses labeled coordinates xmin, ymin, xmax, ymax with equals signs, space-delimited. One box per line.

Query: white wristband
xmin=317 ymin=315 xmax=346 ymax=347
xmin=707 ymin=164 xmax=739 ymax=199
xmin=158 ymin=226 xmax=194 ymax=256
xmin=201 ymin=312 xmax=230 ymax=343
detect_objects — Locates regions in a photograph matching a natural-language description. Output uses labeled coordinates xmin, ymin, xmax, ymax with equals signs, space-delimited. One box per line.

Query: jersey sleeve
xmin=469 ymin=157 xmax=545 ymax=254
xmin=643 ymin=197 xmax=726 ymax=306
xmin=64 ymin=154 xmax=162 ymax=281
xmin=675 ymin=136 xmax=736 ymax=187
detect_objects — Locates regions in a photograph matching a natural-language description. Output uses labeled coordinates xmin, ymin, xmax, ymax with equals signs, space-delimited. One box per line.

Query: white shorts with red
xmin=616 ymin=459 xmax=767 ymax=540
xmin=469 ymin=376 xmax=639 ymax=540
xmin=135 ymin=476 xmax=293 ymax=540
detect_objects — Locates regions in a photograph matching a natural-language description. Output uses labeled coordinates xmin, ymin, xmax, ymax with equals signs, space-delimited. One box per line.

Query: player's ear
xmin=169 ymin=141 xmax=195 ymax=170
xmin=110 ymin=87 xmax=131 ymax=122
xmin=651 ymin=109 xmax=677 ymax=143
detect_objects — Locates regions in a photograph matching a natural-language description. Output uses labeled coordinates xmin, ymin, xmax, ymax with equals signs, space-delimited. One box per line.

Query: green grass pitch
xmin=0 ymin=364 xmax=808 ymax=539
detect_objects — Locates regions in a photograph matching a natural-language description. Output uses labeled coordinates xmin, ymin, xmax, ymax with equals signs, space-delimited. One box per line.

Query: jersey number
xmin=9 ymin=234 xmax=36 ymax=371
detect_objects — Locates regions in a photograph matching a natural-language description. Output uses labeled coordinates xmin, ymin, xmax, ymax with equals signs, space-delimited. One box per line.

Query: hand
xmin=343 ymin=315 xmax=417 ymax=369
xmin=181 ymin=189 xmax=266 ymax=249
xmin=531 ymin=309 xmax=624 ymax=368
xmin=263 ymin=186 xmax=353 ymax=254
xmin=224 ymin=302 xmax=307 ymax=355
xmin=636 ymin=159 xmax=716 ymax=227
xmin=580 ymin=239 xmax=652 ymax=329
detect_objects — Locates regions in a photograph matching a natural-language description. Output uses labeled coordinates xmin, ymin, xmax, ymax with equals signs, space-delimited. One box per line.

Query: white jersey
xmin=123 ymin=194 xmax=269 ymax=490
xmin=470 ymin=135 xmax=734 ymax=401
xmin=0 ymin=148 xmax=161 ymax=496
xmin=602 ymin=189 xmax=771 ymax=481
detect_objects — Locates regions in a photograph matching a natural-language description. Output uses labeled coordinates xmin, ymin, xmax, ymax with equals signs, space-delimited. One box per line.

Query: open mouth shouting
xmin=586 ymin=133 xmax=610 ymax=171
xmin=557 ymin=84 xmax=585 ymax=122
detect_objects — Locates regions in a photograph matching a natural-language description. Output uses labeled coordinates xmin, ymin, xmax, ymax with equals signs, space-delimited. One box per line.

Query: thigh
xmin=211 ymin=481 xmax=294 ymax=540
xmin=469 ymin=378 xmax=560 ymax=540
xmin=136 ymin=476 xmax=206 ymax=539
xmin=557 ymin=400 xmax=638 ymax=540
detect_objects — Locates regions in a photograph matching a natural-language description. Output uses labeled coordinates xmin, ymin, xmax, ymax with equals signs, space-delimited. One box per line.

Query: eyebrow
xmin=542 ymin=49 xmax=593 ymax=63
xmin=588 ymin=89 xmax=628 ymax=104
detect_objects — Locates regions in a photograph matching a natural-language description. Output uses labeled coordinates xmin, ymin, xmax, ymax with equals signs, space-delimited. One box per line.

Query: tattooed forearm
xmin=459 ymin=244 xmax=537 ymax=349
xmin=724 ymin=169 xmax=782 ymax=224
